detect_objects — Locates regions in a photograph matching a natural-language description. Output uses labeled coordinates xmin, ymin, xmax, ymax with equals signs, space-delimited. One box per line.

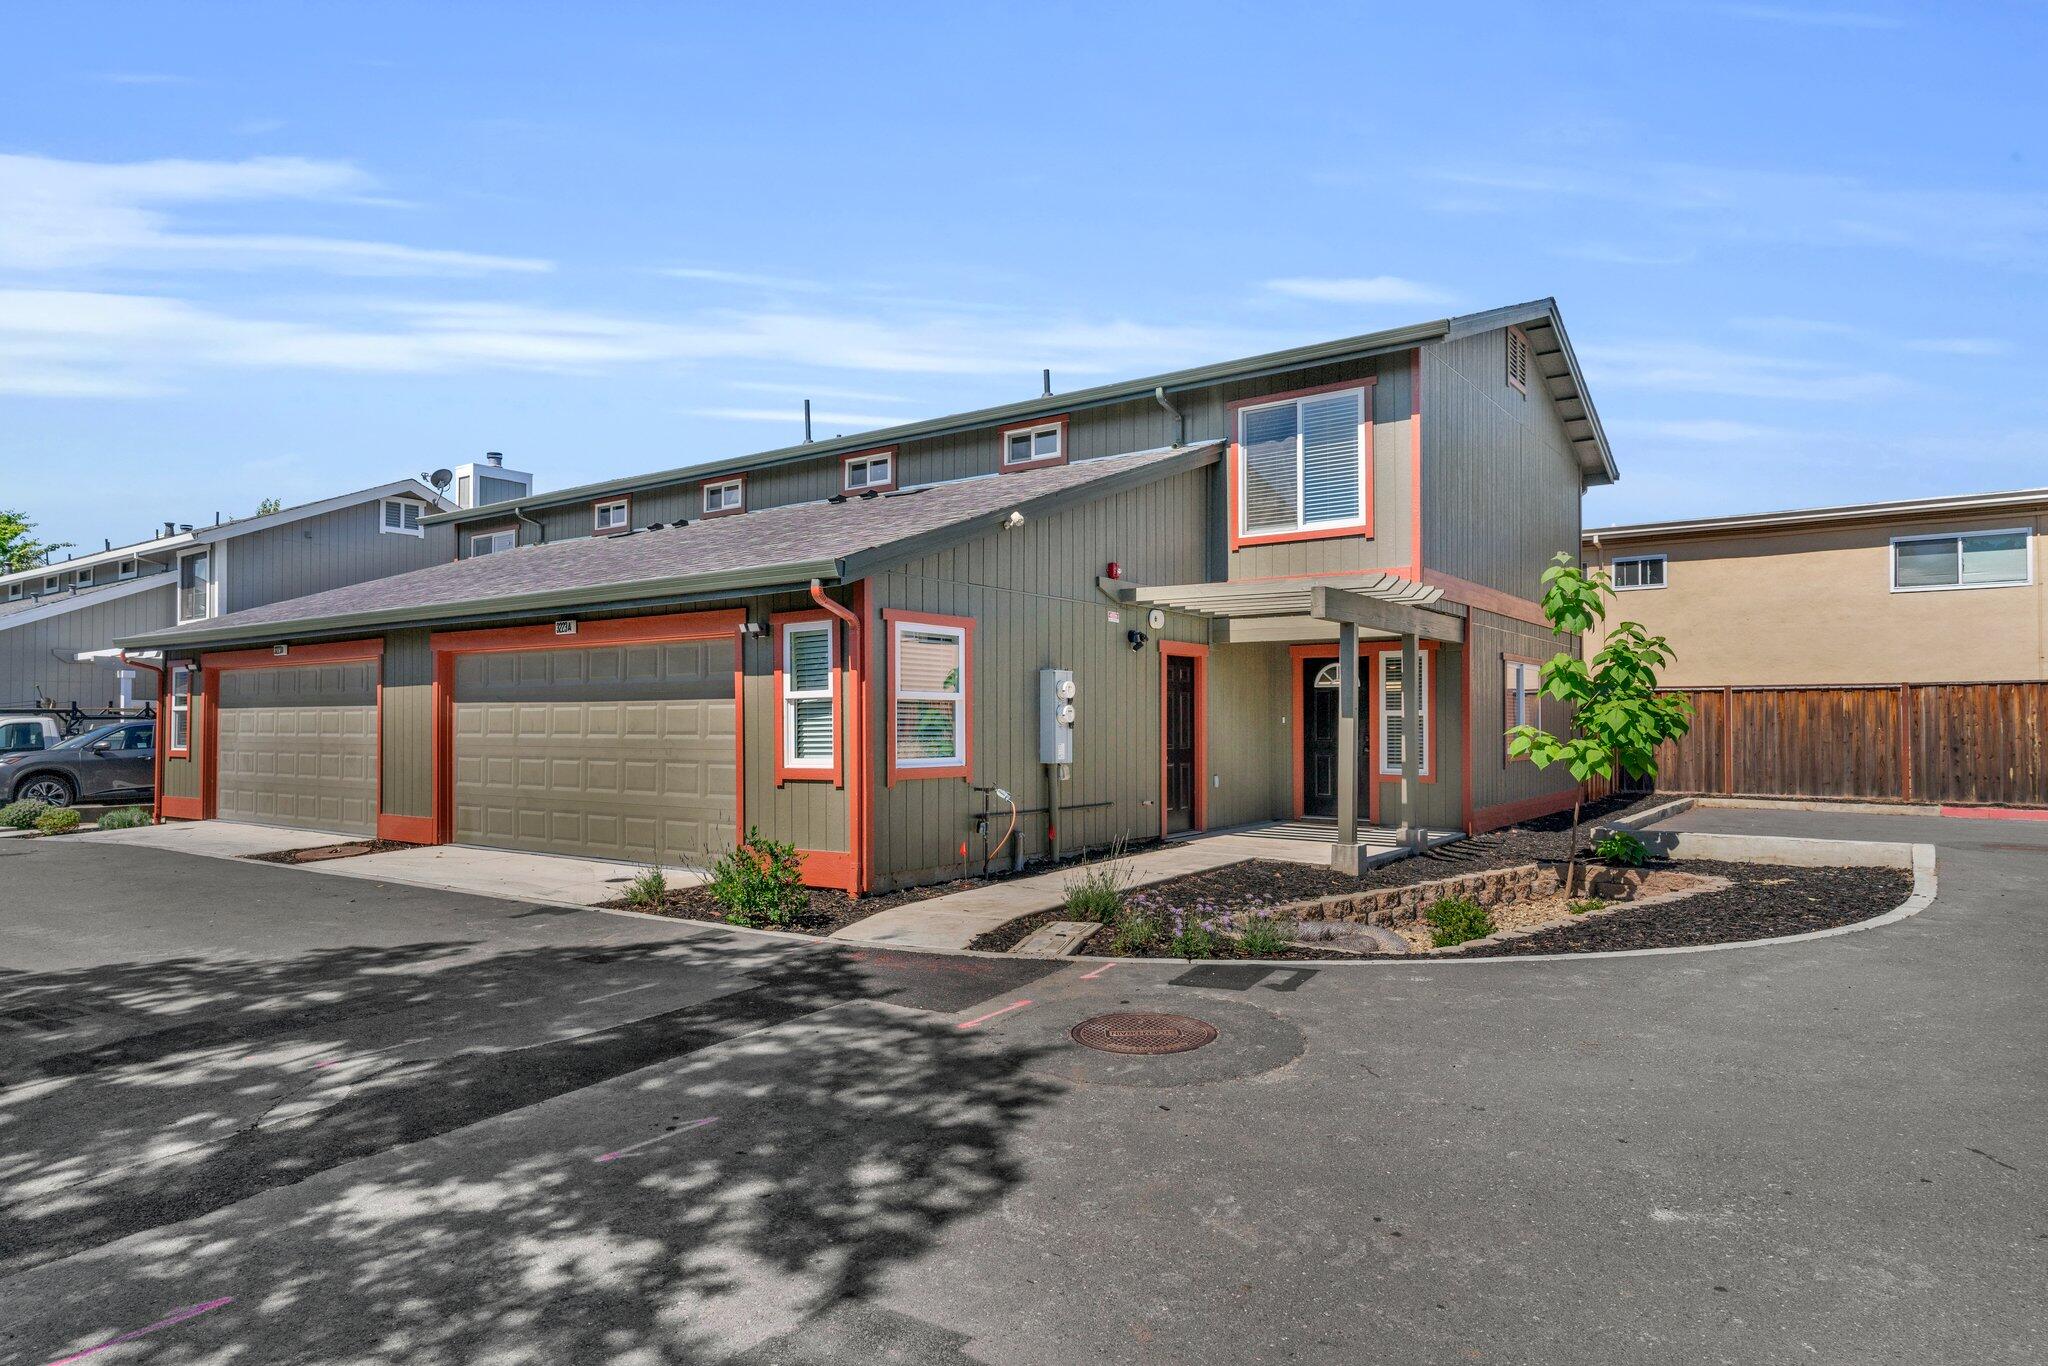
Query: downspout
xmin=512 ymin=505 xmax=545 ymax=545
xmin=120 ymin=652 xmax=167 ymax=824
xmin=1153 ymin=386 xmax=1185 ymax=447
xmin=810 ymin=578 xmax=867 ymax=895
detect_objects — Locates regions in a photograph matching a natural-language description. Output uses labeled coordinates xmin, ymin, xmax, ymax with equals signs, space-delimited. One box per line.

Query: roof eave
xmin=1585 ymin=487 xmax=2048 ymax=541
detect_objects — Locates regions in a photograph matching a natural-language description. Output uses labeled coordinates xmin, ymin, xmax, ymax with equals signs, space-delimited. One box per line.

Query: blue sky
xmin=4 ymin=1 xmax=2043 ymax=554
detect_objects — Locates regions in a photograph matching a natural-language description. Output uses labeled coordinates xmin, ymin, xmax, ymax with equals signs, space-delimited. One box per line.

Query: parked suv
xmin=0 ymin=721 xmax=155 ymax=807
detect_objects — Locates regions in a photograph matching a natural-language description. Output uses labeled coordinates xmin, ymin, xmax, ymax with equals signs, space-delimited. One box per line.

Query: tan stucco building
xmin=1584 ymin=488 xmax=2048 ymax=687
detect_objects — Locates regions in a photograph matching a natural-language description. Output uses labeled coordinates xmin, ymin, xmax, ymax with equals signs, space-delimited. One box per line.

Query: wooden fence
xmin=1620 ymin=682 xmax=2047 ymax=807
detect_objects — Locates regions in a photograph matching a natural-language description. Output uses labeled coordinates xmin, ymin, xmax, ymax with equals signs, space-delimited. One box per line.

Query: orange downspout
xmin=810 ymin=579 xmax=868 ymax=895
xmin=120 ymin=652 xmax=168 ymax=823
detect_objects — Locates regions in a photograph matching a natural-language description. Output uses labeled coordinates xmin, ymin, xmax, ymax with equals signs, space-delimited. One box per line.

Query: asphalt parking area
xmin=0 ymin=812 xmax=2040 ymax=1365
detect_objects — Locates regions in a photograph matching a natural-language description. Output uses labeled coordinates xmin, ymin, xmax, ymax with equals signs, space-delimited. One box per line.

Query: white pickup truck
xmin=0 ymin=715 xmax=64 ymax=755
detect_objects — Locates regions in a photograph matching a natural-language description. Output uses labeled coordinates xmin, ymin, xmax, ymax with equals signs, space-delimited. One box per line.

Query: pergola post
xmin=1331 ymin=620 xmax=1362 ymax=875
xmin=1397 ymin=632 xmax=1420 ymax=849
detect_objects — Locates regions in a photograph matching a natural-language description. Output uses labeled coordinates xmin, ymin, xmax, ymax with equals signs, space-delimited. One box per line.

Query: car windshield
xmin=51 ymin=724 xmax=120 ymax=751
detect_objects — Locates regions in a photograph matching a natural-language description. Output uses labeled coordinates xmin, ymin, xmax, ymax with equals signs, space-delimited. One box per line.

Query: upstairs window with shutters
xmin=777 ymin=618 xmax=838 ymax=779
xmin=381 ymin=499 xmax=425 ymax=536
xmin=1233 ymin=385 xmax=1370 ymax=546
xmin=1378 ymin=649 xmax=1430 ymax=777
xmin=888 ymin=612 xmax=972 ymax=780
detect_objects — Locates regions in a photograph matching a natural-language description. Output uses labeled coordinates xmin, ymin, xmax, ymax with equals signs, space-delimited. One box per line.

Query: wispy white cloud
xmin=1734 ymin=315 xmax=2011 ymax=356
xmin=1715 ymin=5 xmax=1904 ymax=29
xmin=728 ymin=379 xmax=913 ymax=404
xmin=1582 ymin=340 xmax=1902 ymax=401
xmin=659 ymin=266 xmax=825 ymax=291
xmin=1264 ymin=275 xmax=1453 ymax=306
xmin=0 ymin=153 xmax=551 ymax=275
xmin=1607 ymin=417 xmax=1788 ymax=443
xmin=691 ymin=406 xmax=911 ymax=431
xmin=1901 ymin=336 xmax=2010 ymax=356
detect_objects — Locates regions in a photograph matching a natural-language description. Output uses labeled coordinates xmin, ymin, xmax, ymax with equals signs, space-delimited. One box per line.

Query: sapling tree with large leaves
xmin=1508 ymin=552 xmax=1693 ymax=894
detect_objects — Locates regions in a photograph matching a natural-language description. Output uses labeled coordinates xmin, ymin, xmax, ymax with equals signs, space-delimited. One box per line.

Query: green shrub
xmin=1108 ymin=906 xmax=1161 ymax=954
xmin=0 ymin=799 xmax=48 ymax=831
xmin=1167 ymin=910 xmax=1220 ymax=960
xmin=625 ymin=865 xmax=668 ymax=908
xmin=1234 ymin=911 xmax=1294 ymax=957
xmin=1424 ymin=895 xmax=1495 ymax=948
xmin=1062 ymin=840 xmax=1133 ymax=924
xmin=1567 ymin=899 xmax=1603 ymax=916
xmin=707 ymin=828 xmax=808 ymax=928
xmin=98 ymin=806 xmax=151 ymax=831
xmin=34 ymin=807 xmax=81 ymax=835
xmin=1593 ymin=830 xmax=1649 ymax=867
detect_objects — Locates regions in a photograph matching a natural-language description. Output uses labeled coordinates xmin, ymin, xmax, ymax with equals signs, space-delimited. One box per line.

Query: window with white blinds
xmin=1378 ymin=649 xmax=1430 ymax=776
xmin=781 ymin=621 xmax=836 ymax=770
xmin=1237 ymin=388 xmax=1367 ymax=538
xmin=893 ymin=620 xmax=966 ymax=769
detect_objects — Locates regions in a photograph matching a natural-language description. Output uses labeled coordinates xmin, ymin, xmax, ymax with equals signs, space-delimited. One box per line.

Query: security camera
xmin=1126 ymin=629 xmax=1149 ymax=651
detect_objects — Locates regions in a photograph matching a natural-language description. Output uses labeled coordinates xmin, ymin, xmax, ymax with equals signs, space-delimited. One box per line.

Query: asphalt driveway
xmin=0 ymin=810 xmax=2039 ymax=1365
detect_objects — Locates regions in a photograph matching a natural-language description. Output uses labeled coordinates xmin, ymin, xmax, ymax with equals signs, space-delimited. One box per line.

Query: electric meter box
xmin=1039 ymin=668 xmax=1075 ymax=764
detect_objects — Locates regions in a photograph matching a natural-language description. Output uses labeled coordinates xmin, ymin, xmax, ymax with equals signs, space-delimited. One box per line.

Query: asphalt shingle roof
xmin=124 ymin=441 xmax=1218 ymax=649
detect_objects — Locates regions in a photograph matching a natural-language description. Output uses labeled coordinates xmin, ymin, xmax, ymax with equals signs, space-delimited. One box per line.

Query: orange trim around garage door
xmin=427 ymin=609 xmax=749 ymax=849
xmin=196 ymin=638 xmax=387 ymax=824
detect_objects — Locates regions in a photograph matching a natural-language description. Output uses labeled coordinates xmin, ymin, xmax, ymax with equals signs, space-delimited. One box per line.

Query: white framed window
xmin=1236 ymin=386 xmax=1369 ymax=540
xmin=381 ymin=498 xmax=425 ymax=536
xmin=70 ymin=568 xmax=91 ymax=588
xmin=844 ymin=450 xmax=894 ymax=492
xmin=1503 ymin=657 xmax=1543 ymax=763
xmin=1000 ymin=419 xmax=1066 ymax=470
xmin=890 ymin=616 xmax=969 ymax=775
xmin=5 ymin=582 xmax=20 ymax=601
xmin=702 ymin=479 xmax=744 ymax=515
xmin=1378 ymin=649 xmax=1430 ymax=777
xmin=593 ymin=498 xmax=631 ymax=533
xmin=168 ymin=664 xmax=192 ymax=755
xmin=1506 ymin=325 xmax=1531 ymax=394
xmin=117 ymin=557 xmax=137 ymax=580
xmin=1891 ymin=528 xmax=2031 ymax=592
xmin=1611 ymin=554 xmax=1666 ymax=590
xmin=176 ymin=547 xmax=214 ymax=623
xmin=42 ymin=575 xmax=59 ymax=594
xmin=780 ymin=620 xmax=837 ymax=773
xmin=470 ymin=530 xmax=517 ymax=557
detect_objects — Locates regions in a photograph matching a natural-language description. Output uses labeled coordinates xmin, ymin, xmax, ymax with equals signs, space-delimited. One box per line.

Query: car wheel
xmin=17 ymin=775 xmax=75 ymax=807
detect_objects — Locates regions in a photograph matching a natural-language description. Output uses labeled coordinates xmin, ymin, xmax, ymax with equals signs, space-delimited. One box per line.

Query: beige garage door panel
xmin=216 ymin=662 xmax=378 ymax=835
xmin=452 ymin=641 xmax=737 ymax=866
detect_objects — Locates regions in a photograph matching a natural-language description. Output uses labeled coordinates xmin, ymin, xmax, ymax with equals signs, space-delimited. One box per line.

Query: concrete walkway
xmin=831 ymin=821 xmax=1460 ymax=950
xmin=73 ymin=819 xmax=350 ymax=858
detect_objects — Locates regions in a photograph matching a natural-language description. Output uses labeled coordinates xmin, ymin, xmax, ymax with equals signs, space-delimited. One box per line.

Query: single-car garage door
xmin=217 ymin=662 xmax=379 ymax=835
xmin=452 ymin=640 xmax=737 ymax=867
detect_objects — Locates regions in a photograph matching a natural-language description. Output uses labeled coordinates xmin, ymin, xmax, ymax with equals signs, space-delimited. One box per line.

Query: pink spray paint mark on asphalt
xmin=594 ymin=1116 xmax=719 ymax=1164
xmin=42 ymin=1297 xmax=233 ymax=1366
xmin=956 ymin=999 xmax=1032 ymax=1030
xmin=1079 ymin=962 xmax=1115 ymax=980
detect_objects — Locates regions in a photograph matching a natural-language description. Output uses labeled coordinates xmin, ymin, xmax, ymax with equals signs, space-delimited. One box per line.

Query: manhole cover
xmin=1070 ymin=1012 xmax=1218 ymax=1055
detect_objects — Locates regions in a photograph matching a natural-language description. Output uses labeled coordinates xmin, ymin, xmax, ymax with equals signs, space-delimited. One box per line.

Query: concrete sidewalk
xmin=831 ymin=822 xmax=1459 ymax=951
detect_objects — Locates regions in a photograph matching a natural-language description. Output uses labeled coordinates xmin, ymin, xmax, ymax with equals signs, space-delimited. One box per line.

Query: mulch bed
xmin=607 ymin=877 xmax=1000 ymax=937
xmin=245 ymin=839 xmax=414 ymax=865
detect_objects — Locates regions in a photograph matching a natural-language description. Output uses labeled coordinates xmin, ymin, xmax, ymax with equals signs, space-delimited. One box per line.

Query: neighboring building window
xmin=890 ymin=613 xmax=971 ymax=778
xmin=176 ymin=548 xmax=213 ymax=623
xmin=780 ymin=620 xmax=837 ymax=775
xmin=702 ymin=478 xmax=744 ymax=515
xmin=1611 ymin=554 xmax=1666 ymax=590
xmin=4 ymin=582 xmax=19 ymax=601
xmin=71 ymin=568 xmax=91 ymax=588
xmin=1892 ymin=529 xmax=2031 ymax=591
xmin=117 ymin=557 xmax=137 ymax=580
xmin=1378 ymin=649 xmax=1430 ymax=777
xmin=843 ymin=449 xmax=895 ymax=492
xmin=168 ymin=665 xmax=192 ymax=755
xmin=1506 ymin=325 xmax=1530 ymax=394
xmin=593 ymin=498 xmax=631 ymax=533
xmin=1503 ymin=657 xmax=1542 ymax=763
xmin=456 ymin=473 xmax=471 ymax=506
xmin=381 ymin=498 xmax=425 ymax=536
xmin=470 ymin=530 xmax=517 ymax=557
xmin=42 ymin=576 xmax=59 ymax=594
xmin=1237 ymin=386 xmax=1369 ymax=540
xmin=999 ymin=416 xmax=1068 ymax=472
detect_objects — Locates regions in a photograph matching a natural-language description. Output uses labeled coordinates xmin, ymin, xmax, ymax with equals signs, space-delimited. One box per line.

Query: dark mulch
xmin=244 ymin=839 xmax=414 ymax=865
xmin=608 ymin=877 xmax=999 ymax=937
xmin=1460 ymin=860 xmax=1911 ymax=956
xmin=969 ymin=906 xmax=1358 ymax=959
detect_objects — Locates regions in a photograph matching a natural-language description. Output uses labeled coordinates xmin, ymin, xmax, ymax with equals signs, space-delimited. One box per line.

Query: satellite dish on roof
xmin=427 ymin=469 xmax=454 ymax=491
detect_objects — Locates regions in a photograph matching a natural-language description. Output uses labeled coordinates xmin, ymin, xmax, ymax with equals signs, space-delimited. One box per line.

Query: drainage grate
xmin=1070 ymin=1012 xmax=1218 ymax=1056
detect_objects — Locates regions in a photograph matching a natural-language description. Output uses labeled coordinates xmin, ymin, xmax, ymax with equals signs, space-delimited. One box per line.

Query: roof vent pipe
xmin=1154 ymin=386 xmax=1185 ymax=447
xmin=163 ymin=521 xmax=176 ymax=538
xmin=1042 ymin=368 xmax=1052 ymax=397
xmin=486 ymin=451 xmax=504 ymax=467
xmin=803 ymin=400 xmax=813 ymax=443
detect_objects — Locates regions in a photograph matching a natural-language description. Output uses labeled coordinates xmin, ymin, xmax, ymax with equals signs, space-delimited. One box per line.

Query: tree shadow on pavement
xmin=0 ymin=937 xmax=1059 ymax=1364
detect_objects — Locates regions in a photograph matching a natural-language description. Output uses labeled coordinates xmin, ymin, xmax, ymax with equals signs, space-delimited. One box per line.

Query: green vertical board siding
xmin=1466 ymin=609 xmax=1579 ymax=818
xmin=224 ymin=502 xmax=453 ymax=614
xmin=160 ymin=649 xmax=203 ymax=800
xmin=380 ymin=628 xmax=435 ymax=819
xmin=1420 ymin=330 xmax=1583 ymax=601
xmin=865 ymin=468 xmax=1212 ymax=889
xmin=741 ymin=588 xmax=850 ymax=856
xmin=1204 ymin=642 xmax=1292 ymax=828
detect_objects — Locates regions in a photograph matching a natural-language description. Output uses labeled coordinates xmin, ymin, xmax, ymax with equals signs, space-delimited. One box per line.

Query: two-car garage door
xmin=451 ymin=640 xmax=737 ymax=867
xmin=217 ymin=662 xmax=379 ymax=835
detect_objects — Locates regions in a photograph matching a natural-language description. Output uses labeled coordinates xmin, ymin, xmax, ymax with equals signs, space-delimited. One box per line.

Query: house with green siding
xmin=121 ymin=299 xmax=1614 ymax=893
